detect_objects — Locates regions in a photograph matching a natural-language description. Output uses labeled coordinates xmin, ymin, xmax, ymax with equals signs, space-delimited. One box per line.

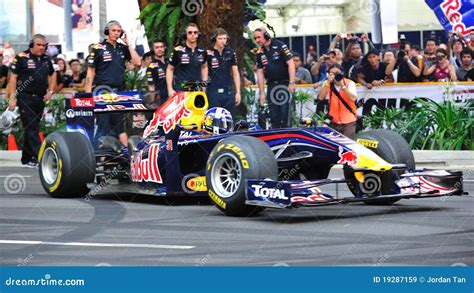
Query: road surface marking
xmin=0 ymin=240 xmax=194 ymax=250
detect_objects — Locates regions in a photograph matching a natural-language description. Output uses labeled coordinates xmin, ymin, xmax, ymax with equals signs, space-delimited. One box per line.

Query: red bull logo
xmin=337 ymin=146 xmax=358 ymax=166
xmin=130 ymin=144 xmax=163 ymax=183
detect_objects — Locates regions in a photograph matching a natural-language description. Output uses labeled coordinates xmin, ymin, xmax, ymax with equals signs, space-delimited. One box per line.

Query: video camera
xmin=0 ymin=107 xmax=20 ymax=132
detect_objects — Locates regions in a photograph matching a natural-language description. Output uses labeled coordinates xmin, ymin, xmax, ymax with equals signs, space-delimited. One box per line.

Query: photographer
xmin=386 ymin=36 xmax=423 ymax=83
xmin=310 ymin=50 xmax=336 ymax=83
xmin=317 ymin=63 xmax=358 ymax=138
xmin=423 ymin=48 xmax=457 ymax=82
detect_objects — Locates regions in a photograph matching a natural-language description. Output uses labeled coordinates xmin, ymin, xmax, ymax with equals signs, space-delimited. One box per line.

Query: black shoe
xmin=22 ymin=161 xmax=38 ymax=169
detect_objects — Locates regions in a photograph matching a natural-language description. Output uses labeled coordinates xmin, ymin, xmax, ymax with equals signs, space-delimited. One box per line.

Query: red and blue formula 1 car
xmin=38 ymin=86 xmax=464 ymax=216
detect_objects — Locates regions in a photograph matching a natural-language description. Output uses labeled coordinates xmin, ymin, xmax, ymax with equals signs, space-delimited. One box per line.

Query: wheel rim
xmin=211 ymin=153 xmax=242 ymax=198
xmin=41 ymin=147 xmax=59 ymax=185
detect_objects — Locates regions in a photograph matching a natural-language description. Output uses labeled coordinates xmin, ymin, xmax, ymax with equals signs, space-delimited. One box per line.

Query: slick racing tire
xmin=39 ymin=132 xmax=96 ymax=198
xmin=206 ymin=136 xmax=278 ymax=217
xmin=344 ymin=129 xmax=415 ymax=205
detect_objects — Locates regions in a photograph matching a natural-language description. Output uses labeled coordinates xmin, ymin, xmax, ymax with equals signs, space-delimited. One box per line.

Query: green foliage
xmin=124 ymin=69 xmax=147 ymax=91
xmin=364 ymin=99 xmax=473 ymax=150
xmin=291 ymin=91 xmax=312 ymax=125
xmin=139 ymin=1 xmax=192 ymax=50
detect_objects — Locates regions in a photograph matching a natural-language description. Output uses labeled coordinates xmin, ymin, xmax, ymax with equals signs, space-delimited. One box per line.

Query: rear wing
xmin=65 ymin=91 xmax=149 ymax=142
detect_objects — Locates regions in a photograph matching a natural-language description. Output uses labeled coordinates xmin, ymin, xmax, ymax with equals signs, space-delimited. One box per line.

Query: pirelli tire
xmin=344 ymin=129 xmax=415 ymax=205
xmin=206 ymin=136 xmax=278 ymax=217
xmin=38 ymin=132 xmax=96 ymax=198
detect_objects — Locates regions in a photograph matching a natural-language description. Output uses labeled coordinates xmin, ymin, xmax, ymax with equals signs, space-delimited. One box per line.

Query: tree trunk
xmin=197 ymin=0 xmax=245 ymax=77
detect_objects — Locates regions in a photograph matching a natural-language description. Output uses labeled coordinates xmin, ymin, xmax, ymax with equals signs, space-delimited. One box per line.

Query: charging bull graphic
xmin=337 ymin=146 xmax=358 ymax=166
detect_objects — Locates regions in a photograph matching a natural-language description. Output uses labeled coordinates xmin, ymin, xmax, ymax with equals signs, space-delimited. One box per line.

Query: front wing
xmin=245 ymin=170 xmax=464 ymax=209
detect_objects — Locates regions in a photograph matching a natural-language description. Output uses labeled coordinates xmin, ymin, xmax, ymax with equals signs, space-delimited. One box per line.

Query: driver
xmin=202 ymin=107 xmax=233 ymax=135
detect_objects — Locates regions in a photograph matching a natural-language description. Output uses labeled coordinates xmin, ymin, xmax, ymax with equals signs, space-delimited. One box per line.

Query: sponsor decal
xmin=71 ymin=98 xmax=95 ymax=108
xmin=130 ymin=144 xmax=163 ymax=183
xmin=216 ymin=144 xmax=249 ymax=169
xmin=356 ymin=138 xmax=379 ymax=149
xmin=252 ymin=185 xmax=288 ymax=200
xmin=209 ymin=189 xmax=226 ymax=209
xmin=185 ymin=176 xmax=207 ymax=192
xmin=66 ymin=109 xmax=94 ymax=118
xmin=93 ymin=94 xmax=142 ymax=103
xmin=143 ymin=93 xmax=192 ymax=137
xmin=165 ymin=139 xmax=173 ymax=151
xmin=337 ymin=146 xmax=358 ymax=166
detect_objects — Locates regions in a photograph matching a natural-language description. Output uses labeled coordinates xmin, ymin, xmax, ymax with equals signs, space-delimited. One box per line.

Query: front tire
xmin=39 ymin=132 xmax=96 ymax=198
xmin=206 ymin=136 xmax=278 ymax=216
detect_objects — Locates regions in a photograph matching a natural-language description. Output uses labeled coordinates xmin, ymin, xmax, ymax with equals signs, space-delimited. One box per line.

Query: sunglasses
xmin=187 ymin=31 xmax=199 ymax=35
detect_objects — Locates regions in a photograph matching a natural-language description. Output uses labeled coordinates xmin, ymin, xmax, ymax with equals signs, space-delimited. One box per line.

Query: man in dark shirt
xmin=6 ymin=34 xmax=56 ymax=168
xmin=358 ymin=50 xmax=387 ymax=88
xmin=166 ymin=23 xmax=208 ymax=96
xmin=206 ymin=28 xmax=240 ymax=116
xmin=254 ymin=27 xmax=295 ymax=128
xmin=0 ymin=54 xmax=8 ymax=88
xmin=386 ymin=47 xmax=423 ymax=83
xmin=146 ymin=40 xmax=168 ymax=105
xmin=84 ymin=20 xmax=141 ymax=147
xmin=467 ymin=68 xmax=474 ymax=81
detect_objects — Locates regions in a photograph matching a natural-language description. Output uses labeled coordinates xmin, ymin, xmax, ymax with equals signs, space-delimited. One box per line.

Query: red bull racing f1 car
xmin=38 ymin=87 xmax=464 ymax=216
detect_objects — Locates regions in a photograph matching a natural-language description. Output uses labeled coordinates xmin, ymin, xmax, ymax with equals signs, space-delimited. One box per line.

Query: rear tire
xmin=206 ymin=136 xmax=278 ymax=216
xmin=39 ymin=132 xmax=96 ymax=198
xmin=344 ymin=129 xmax=415 ymax=205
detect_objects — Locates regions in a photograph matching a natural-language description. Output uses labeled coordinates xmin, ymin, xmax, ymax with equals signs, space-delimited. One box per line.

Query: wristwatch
xmin=289 ymin=81 xmax=296 ymax=85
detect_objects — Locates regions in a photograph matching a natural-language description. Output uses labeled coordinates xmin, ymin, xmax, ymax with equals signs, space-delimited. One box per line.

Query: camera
xmin=335 ymin=73 xmax=344 ymax=82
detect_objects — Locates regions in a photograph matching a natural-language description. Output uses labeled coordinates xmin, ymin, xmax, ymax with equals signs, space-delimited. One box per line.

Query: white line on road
xmin=0 ymin=240 xmax=194 ymax=250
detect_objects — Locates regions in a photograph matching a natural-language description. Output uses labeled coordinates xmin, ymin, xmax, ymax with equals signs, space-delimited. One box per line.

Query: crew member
xmin=206 ymin=28 xmax=240 ymax=116
xmin=254 ymin=27 xmax=295 ymax=128
xmin=146 ymin=39 xmax=168 ymax=105
xmin=84 ymin=20 xmax=141 ymax=147
xmin=167 ymin=23 xmax=208 ymax=97
xmin=317 ymin=64 xmax=358 ymax=138
xmin=6 ymin=34 xmax=56 ymax=168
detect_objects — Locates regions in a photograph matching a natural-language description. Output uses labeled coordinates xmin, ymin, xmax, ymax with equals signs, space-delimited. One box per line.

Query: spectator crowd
xmin=285 ymin=30 xmax=474 ymax=89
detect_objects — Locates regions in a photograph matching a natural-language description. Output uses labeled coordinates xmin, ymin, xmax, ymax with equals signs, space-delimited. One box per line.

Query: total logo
xmin=71 ymin=98 xmax=94 ymax=108
xmin=66 ymin=109 xmax=94 ymax=119
xmin=252 ymin=185 xmax=288 ymax=200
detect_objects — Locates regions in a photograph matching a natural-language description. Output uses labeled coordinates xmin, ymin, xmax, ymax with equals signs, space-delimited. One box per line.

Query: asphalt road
xmin=0 ymin=167 xmax=472 ymax=266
